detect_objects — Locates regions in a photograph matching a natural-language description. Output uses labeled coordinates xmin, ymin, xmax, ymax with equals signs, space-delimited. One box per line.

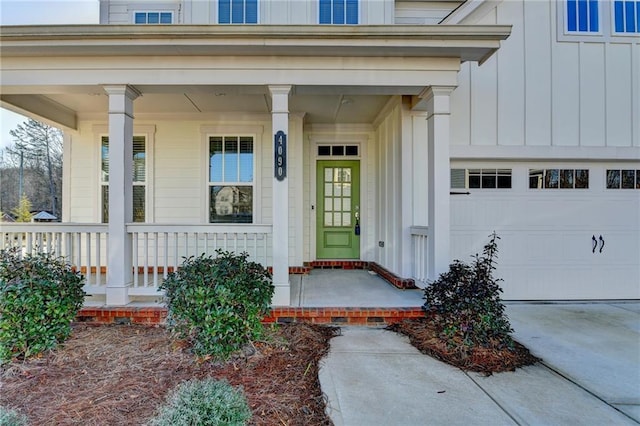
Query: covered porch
xmin=0 ymin=24 xmax=510 ymax=307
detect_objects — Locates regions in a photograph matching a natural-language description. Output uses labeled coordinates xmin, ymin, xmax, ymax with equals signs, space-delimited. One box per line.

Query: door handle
xmin=599 ymin=235 xmax=605 ymax=253
xmin=592 ymin=235 xmax=597 ymax=253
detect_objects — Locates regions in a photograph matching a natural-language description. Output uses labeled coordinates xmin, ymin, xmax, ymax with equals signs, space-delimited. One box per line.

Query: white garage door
xmin=450 ymin=164 xmax=640 ymax=300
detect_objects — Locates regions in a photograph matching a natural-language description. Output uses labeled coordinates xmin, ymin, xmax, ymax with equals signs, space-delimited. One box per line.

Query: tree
xmin=12 ymin=195 xmax=33 ymax=222
xmin=2 ymin=119 xmax=63 ymax=218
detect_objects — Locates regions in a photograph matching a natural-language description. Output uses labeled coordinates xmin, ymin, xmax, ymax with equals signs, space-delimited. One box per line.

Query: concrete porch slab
xmin=291 ymin=269 xmax=424 ymax=307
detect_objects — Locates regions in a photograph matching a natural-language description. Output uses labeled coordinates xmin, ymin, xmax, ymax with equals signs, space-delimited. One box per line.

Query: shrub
xmin=0 ymin=248 xmax=85 ymax=364
xmin=423 ymin=233 xmax=513 ymax=348
xmin=150 ymin=378 xmax=251 ymax=426
xmin=0 ymin=406 xmax=28 ymax=426
xmin=160 ymin=250 xmax=274 ymax=359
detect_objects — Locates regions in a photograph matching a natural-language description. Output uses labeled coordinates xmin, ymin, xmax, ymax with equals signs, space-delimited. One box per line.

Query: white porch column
xmin=103 ymin=85 xmax=140 ymax=306
xmin=269 ymin=85 xmax=292 ymax=306
xmin=423 ymin=86 xmax=454 ymax=281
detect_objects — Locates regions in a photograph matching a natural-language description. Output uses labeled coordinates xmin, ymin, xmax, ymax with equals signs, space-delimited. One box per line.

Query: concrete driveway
xmin=506 ymin=302 xmax=640 ymax=422
xmin=320 ymin=302 xmax=640 ymax=425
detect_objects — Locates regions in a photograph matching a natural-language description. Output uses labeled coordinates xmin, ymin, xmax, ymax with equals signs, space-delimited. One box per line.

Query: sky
xmin=0 ymin=0 xmax=100 ymax=151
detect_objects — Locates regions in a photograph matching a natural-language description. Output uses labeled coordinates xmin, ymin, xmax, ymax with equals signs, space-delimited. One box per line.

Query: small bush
xmin=160 ymin=250 xmax=274 ymax=359
xmin=0 ymin=248 xmax=85 ymax=364
xmin=150 ymin=378 xmax=251 ymax=426
xmin=423 ymin=233 xmax=513 ymax=348
xmin=0 ymin=405 xmax=28 ymax=426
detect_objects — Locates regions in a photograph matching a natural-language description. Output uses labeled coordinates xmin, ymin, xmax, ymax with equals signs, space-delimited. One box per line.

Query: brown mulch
xmin=387 ymin=318 xmax=540 ymax=374
xmin=0 ymin=323 xmax=339 ymax=426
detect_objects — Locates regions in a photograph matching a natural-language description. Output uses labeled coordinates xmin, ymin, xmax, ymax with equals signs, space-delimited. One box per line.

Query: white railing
xmin=127 ymin=224 xmax=272 ymax=295
xmin=410 ymin=226 xmax=429 ymax=285
xmin=0 ymin=223 xmax=109 ymax=293
xmin=0 ymin=223 xmax=273 ymax=298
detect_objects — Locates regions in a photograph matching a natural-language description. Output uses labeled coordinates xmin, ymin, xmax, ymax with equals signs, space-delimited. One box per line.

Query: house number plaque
xmin=274 ymin=130 xmax=287 ymax=181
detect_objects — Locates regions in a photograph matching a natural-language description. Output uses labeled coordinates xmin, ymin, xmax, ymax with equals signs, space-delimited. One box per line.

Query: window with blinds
xmin=101 ymin=136 xmax=146 ymax=223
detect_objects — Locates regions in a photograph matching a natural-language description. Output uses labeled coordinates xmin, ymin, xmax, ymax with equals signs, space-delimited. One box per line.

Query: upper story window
xmin=101 ymin=136 xmax=147 ymax=223
xmin=613 ymin=0 xmax=639 ymax=33
xmin=134 ymin=11 xmax=173 ymax=24
xmin=219 ymin=0 xmax=258 ymax=24
xmin=561 ymin=0 xmax=638 ymax=38
xmin=209 ymin=136 xmax=254 ymax=223
xmin=451 ymin=169 xmax=512 ymax=189
xmin=566 ymin=0 xmax=600 ymax=33
xmin=319 ymin=0 xmax=359 ymax=24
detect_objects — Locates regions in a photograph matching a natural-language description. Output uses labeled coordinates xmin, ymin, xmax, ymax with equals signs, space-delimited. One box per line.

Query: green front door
xmin=316 ymin=160 xmax=360 ymax=259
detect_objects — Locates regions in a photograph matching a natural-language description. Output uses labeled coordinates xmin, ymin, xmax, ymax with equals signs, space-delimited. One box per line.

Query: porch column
xmin=269 ymin=85 xmax=292 ymax=306
xmin=423 ymin=86 xmax=454 ymax=281
xmin=103 ymin=85 xmax=140 ymax=306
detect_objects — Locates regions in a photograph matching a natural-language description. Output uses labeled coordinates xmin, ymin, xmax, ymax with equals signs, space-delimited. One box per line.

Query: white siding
xmin=102 ymin=0 xmax=182 ymax=24
xmin=450 ymin=0 xmax=640 ymax=150
xmin=394 ymin=1 xmax=460 ymax=25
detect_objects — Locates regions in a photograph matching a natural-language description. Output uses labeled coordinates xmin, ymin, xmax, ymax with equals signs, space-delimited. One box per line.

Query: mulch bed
xmin=388 ymin=318 xmax=540 ymax=374
xmin=0 ymin=323 xmax=339 ymax=426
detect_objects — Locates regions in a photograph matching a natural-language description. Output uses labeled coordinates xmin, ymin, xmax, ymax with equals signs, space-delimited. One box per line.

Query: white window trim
xmin=93 ymin=125 xmax=156 ymax=223
xmin=200 ymin=125 xmax=263 ymax=224
xmin=557 ymin=0 xmax=639 ymax=42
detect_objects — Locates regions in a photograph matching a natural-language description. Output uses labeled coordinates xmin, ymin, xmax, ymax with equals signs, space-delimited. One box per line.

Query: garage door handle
xmin=592 ymin=235 xmax=597 ymax=253
xmin=599 ymin=235 xmax=605 ymax=253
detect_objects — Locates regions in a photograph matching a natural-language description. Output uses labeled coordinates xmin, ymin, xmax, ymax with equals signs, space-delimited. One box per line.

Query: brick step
xmin=76 ymin=306 xmax=424 ymax=326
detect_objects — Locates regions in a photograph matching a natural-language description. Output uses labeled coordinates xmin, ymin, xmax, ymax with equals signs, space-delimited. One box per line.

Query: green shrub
xmin=150 ymin=378 xmax=251 ymax=426
xmin=0 ymin=405 xmax=28 ymax=426
xmin=0 ymin=248 xmax=85 ymax=364
xmin=423 ymin=233 xmax=513 ymax=348
xmin=160 ymin=250 xmax=274 ymax=359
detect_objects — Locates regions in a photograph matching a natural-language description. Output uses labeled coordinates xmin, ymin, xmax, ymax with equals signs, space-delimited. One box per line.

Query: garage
xmin=450 ymin=163 xmax=640 ymax=300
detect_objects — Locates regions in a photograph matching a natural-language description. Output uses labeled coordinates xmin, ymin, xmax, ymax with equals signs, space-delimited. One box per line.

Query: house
xmin=0 ymin=0 xmax=638 ymax=307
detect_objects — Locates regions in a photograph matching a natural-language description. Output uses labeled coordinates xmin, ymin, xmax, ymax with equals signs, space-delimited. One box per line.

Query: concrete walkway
xmin=319 ymin=302 xmax=640 ymax=425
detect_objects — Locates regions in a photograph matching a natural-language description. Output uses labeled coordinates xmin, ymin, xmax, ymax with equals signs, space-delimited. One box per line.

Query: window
xmin=606 ymin=169 xmax=640 ymax=189
xmin=613 ymin=1 xmax=640 ymax=33
xmin=319 ymin=0 xmax=358 ymax=24
xmin=317 ymin=145 xmax=359 ymax=157
xmin=219 ymin=0 xmax=258 ymax=24
xmin=101 ymin=136 xmax=147 ymax=223
xmin=134 ymin=11 xmax=173 ymax=24
xmin=450 ymin=169 xmax=512 ymax=189
xmin=529 ymin=169 xmax=589 ymax=189
xmin=566 ymin=0 xmax=600 ymax=33
xmin=209 ymin=136 xmax=254 ymax=223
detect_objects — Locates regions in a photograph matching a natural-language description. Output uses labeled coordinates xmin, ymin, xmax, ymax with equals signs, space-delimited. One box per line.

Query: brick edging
xmin=76 ymin=306 xmax=424 ymax=326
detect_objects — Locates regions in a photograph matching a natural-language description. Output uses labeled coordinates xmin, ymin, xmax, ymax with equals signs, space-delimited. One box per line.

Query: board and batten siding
xmin=450 ymin=0 xmax=640 ymax=149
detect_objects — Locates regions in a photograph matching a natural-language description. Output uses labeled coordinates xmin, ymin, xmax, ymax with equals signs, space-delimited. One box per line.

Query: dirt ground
xmin=0 ymin=323 xmax=338 ymax=426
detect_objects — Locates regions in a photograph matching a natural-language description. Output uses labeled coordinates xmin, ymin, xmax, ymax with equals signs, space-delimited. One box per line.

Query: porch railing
xmin=0 ymin=223 xmax=109 ymax=292
xmin=127 ymin=224 xmax=272 ymax=295
xmin=0 ymin=223 xmax=272 ymax=297
xmin=410 ymin=225 xmax=429 ymax=285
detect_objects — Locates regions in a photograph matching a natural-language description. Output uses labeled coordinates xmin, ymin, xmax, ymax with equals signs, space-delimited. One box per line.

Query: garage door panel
xmin=450 ymin=172 xmax=639 ymax=300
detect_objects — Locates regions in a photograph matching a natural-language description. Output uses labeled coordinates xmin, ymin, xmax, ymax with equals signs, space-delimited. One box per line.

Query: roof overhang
xmin=0 ymin=24 xmax=511 ymax=63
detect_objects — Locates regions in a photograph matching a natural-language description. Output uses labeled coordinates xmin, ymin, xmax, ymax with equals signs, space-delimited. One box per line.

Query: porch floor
xmin=291 ymin=269 xmax=423 ymax=307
